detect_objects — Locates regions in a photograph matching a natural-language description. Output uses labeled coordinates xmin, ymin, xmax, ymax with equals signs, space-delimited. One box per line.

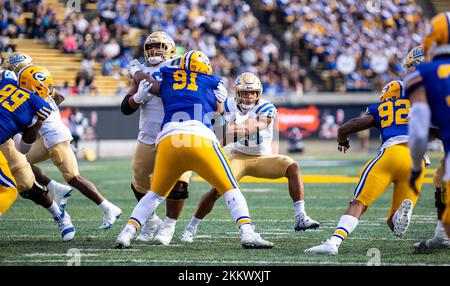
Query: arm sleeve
xmin=121 ymin=94 xmax=139 ymax=115
xmin=408 ymin=102 xmax=431 ymax=171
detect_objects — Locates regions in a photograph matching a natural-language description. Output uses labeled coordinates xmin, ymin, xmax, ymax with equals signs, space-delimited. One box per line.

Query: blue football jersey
xmin=366 ymin=97 xmax=410 ymax=145
xmin=405 ymin=59 xmax=450 ymax=154
xmin=0 ymin=78 xmax=53 ymax=144
xmin=159 ymin=67 xmax=222 ymax=129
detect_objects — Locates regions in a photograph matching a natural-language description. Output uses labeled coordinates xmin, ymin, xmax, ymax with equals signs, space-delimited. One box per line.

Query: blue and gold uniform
xmin=405 ymin=58 xmax=450 ymax=225
xmin=0 ymin=70 xmax=52 ymax=215
xmin=352 ymin=86 xmax=425 ymax=223
xmin=149 ymin=53 xmax=239 ymax=200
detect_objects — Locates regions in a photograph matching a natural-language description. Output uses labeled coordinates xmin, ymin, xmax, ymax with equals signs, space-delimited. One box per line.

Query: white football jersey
xmin=137 ymin=57 xmax=181 ymax=145
xmin=224 ymin=98 xmax=276 ymax=156
xmin=39 ymin=98 xmax=73 ymax=149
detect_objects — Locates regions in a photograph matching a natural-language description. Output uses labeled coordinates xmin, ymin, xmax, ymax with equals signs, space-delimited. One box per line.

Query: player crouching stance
xmin=0 ymin=66 xmax=75 ymax=240
xmin=305 ymin=80 xmax=425 ymax=255
xmin=116 ymin=50 xmax=273 ymax=249
xmin=407 ymin=12 xmax=450 ymax=250
xmin=180 ymin=72 xmax=319 ymax=243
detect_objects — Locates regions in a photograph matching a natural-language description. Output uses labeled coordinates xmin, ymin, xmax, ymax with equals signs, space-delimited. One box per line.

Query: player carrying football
xmin=407 ymin=11 xmax=450 ymax=247
xmin=179 ymin=72 xmax=319 ymax=243
xmin=121 ymin=31 xmax=191 ymax=245
xmin=115 ymin=50 xmax=273 ymax=249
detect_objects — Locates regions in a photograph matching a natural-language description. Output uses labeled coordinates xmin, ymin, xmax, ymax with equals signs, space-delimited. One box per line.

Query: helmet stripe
xmin=185 ymin=51 xmax=194 ymax=71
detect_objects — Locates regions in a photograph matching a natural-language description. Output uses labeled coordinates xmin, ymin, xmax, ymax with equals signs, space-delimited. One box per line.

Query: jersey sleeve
xmin=404 ymin=69 xmax=424 ymax=98
xmin=256 ymin=102 xmax=277 ymax=118
xmin=30 ymin=94 xmax=53 ymax=121
xmin=366 ymin=103 xmax=379 ymax=118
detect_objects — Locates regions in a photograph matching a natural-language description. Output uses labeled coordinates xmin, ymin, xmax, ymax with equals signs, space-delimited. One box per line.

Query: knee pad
xmin=167 ymin=181 xmax=189 ymax=200
xmin=19 ymin=182 xmax=49 ymax=205
xmin=436 ymin=188 xmax=447 ymax=220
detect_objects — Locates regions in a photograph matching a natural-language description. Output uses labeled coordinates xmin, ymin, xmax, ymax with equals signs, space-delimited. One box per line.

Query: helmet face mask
xmin=234 ymin=72 xmax=263 ymax=110
xmin=144 ymin=32 xmax=175 ymax=65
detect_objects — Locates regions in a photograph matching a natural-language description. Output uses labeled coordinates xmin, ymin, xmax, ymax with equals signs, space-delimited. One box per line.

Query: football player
xmin=0 ymin=66 xmax=75 ymax=241
xmin=3 ymin=52 xmax=122 ymax=229
xmin=305 ymin=80 xmax=425 ymax=255
xmin=115 ymin=50 xmax=273 ymax=249
xmin=407 ymin=12 xmax=450 ymax=246
xmin=179 ymin=72 xmax=319 ymax=243
xmin=121 ymin=31 xmax=191 ymax=245
xmin=2 ymin=53 xmax=72 ymax=207
xmin=402 ymin=46 xmax=449 ymax=252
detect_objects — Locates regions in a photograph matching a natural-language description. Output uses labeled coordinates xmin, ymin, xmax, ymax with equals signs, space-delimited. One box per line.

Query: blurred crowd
xmin=1 ymin=0 xmax=427 ymax=94
xmin=260 ymin=0 xmax=426 ymax=91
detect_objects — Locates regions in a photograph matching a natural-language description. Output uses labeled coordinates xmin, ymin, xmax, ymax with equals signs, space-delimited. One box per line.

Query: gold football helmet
xmin=403 ymin=45 xmax=424 ymax=68
xmin=379 ymin=80 xmax=402 ymax=102
xmin=144 ymin=31 xmax=176 ymax=65
xmin=2 ymin=52 xmax=33 ymax=74
xmin=423 ymin=12 xmax=450 ymax=60
xmin=234 ymin=72 xmax=263 ymax=110
xmin=179 ymin=50 xmax=213 ymax=75
xmin=18 ymin=65 xmax=55 ymax=99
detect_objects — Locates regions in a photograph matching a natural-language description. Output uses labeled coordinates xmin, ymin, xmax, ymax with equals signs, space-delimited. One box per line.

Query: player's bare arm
xmin=227 ymin=116 xmax=272 ymax=138
xmin=337 ymin=113 xmax=376 ymax=152
xmin=53 ymin=90 xmax=65 ymax=106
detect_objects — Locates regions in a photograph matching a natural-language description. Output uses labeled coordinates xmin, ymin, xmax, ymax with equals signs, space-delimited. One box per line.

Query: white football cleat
xmin=152 ymin=221 xmax=176 ymax=246
xmin=115 ymin=224 xmax=136 ymax=249
xmin=180 ymin=225 xmax=197 ymax=243
xmin=394 ymin=199 xmax=413 ymax=237
xmin=55 ymin=210 xmax=76 ymax=241
xmin=53 ymin=187 xmax=73 ymax=210
xmin=304 ymin=239 xmax=339 ymax=255
xmin=99 ymin=204 xmax=122 ymax=230
xmin=241 ymin=232 xmax=274 ymax=249
xmin=136 ymin=215 xmax=162 ymax=242
xmin=294 ymin=214 xmax=320 ymax=231
xmin=414 ymin=237 xmax=449 ymax=253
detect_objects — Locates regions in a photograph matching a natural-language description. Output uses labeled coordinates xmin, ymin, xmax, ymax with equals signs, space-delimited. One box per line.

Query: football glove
xmin=127 ymin=59 xmax=143 ymax=78
xmin=133 ymin=80 xmax=153 ymax=104
xmin=337 ymin=139 xmax=350 ymax=153
xmin=214 ymin=81 xmax=228 ymax=103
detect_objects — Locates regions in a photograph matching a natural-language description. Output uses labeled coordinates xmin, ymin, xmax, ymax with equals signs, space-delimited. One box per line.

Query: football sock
xmin=148 ymin=212 xmax=158 ymax=221
xmin=434 ymin=220 xmax=449 ymax=240
xmin=223 ymin=189 xmax=253 ymax=233
xmin=128 ymin=191 xmax=164 ymax=231
xmin=162 ymin=216 xmax=177 ymax=227
xmin=48 ymin=201 xmax=64 ymax=220
xmin=294 ymin=200 xmax=305 ymax=217
xmin=329 ymin=215 xmax=359 ymax=247
xmin=99 ymin=200 xmax=115 ymax=212
xmin=47 ymin=180 xmax=71 ymax=194
xmin=188 ymin=216 xmax=202 ymax=229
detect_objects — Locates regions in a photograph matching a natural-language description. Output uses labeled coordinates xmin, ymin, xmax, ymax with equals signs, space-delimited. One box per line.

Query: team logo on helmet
xmin=33 ymin=72 xmax=47 ymax=81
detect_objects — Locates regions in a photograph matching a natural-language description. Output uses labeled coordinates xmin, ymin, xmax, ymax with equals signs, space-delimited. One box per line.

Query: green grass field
xmin=0 ymin=153 xmax=448 ymax=266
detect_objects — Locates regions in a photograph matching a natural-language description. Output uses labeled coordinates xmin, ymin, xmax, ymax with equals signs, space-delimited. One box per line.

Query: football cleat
xmin=294 ymin=214 xmax=320 ymax=231
xmin=241 ymin=232 xmax=274 ymax=249
xmin=115 ymin=224 xmax=136 ymax=249
xmin=99 ymin=205 xmax=122 ymax=230
xmin=304 ymin=239 xmax=339 ymax=255
xmin=394 ymin=199 xmax=413 ymax=237
xmin=52 ymin=187 xmax=73 ymax=211
xmin=413 ymin=237 xmax=449 ymax=254
xmin=152 ymin=221 xmax=176 ymax=246
xmin=180 ymin=225 xmax=197 ymax=243
xmin=54 ymin=210 xmax=76 ymax=241
xmin=136 ymin=215 xmax=162 ymax=242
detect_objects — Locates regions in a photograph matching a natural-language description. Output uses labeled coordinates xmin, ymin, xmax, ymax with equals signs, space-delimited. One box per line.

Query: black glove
xmin=338 ymin=139 xmax=350 ymax=153
xmin=409 ymin=168 xmax=422 ymax=194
